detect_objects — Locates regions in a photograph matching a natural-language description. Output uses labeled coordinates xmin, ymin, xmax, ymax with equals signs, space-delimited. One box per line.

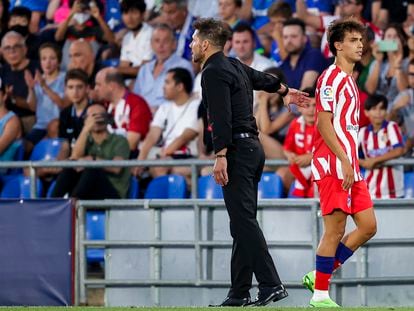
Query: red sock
xmin=315 ymin=270 xmax=332 ymax=291
xmin=333 ymin=259 xmax=341 ymax=271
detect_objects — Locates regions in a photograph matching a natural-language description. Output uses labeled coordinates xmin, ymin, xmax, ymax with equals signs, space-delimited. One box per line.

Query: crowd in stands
xmin=0 ymin=0 xmax=413 ymax=200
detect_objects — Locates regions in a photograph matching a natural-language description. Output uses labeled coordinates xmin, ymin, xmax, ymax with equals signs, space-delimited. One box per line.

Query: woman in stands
xmin=24 ymin=42 xmax=67 ymax=158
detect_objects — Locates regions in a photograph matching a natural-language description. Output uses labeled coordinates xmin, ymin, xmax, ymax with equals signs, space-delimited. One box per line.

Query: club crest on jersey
xmin=322 ymin=86 xmax=334 ymax=100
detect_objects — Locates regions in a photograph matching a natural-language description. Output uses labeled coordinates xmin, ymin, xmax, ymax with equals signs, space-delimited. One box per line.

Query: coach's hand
xmin=283 ymin=88 xmax=311 ymax=111
xmin=341 ymin=160 xmax=354 ymax=191
xmin=213 ymin=157 xmax=228 ymax=186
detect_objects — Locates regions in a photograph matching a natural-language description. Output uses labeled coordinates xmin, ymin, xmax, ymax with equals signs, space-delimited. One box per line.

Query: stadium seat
xmin=30 ymin=138 xmax=64 ymax=161
xmin=0 ymin=175 xmax=42 ymax=198
xmin=144 ymin=174 xmax=188 ymax=199
xmin=86 ymin=211 xmax=105 ymax=264
xmin=128 ymin=176 xmax=140 ymax=199
xmin=404 ymin=171 xmax=414 ymax=198
xmin=198 ymin=175 xmax=223 ymax=199
xmin=258 ymin=172 xmax=284 ymax=198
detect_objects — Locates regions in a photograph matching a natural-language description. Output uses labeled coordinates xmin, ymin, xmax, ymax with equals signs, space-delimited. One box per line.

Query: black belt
xmin=233 ymin=132 xmax=256 ymax=139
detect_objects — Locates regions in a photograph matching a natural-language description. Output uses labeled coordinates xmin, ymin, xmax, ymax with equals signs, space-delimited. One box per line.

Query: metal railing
xmin=75 ymin=198 xmax=414 ymax=306
xmin=1 ymin=157 xmax=413 ymax=198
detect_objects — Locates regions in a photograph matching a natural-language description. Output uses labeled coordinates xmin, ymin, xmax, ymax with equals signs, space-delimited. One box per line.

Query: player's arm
xmin=317 ymin=111 xmax=354 ymax=190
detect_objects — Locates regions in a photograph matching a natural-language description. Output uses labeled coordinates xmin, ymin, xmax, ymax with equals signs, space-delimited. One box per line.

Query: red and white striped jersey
xmin=359 ymin=120 xmax=404 ymax=198
xmin=312 ymin=64 xmax=363 ymax=182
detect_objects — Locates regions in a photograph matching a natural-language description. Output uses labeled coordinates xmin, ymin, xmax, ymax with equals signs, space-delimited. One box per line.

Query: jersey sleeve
xmin=388 ymin=121 xmax=404 ymax=148
xmin=317 ymin=81 xmax=336 ymax=113
xmin=283 ymin=120 xmax=296 ymax=152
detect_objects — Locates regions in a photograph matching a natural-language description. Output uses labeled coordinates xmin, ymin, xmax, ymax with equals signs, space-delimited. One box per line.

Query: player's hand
xmin=283 ymin=88 xmax=311 ymax=111
xmin=341 ymin=159 xmax=354 ymax=191
xmin=213 ymin=157 xmax=228 ymax=186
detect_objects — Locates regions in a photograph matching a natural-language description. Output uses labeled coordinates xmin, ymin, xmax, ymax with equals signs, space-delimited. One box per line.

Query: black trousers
xmin=222 ymin=137 xmax=281 ymax=298
xmin=51 ymin=168 xmax=120 ymax=199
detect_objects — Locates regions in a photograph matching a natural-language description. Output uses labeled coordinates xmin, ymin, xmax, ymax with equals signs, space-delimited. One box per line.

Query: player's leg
xmin=334 ymin=180 xmax=376 ymax=268
xmin=310 ymin=210 xmax=347 ymax=307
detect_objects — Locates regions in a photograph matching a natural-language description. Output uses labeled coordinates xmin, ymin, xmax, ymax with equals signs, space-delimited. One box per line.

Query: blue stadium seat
xmin=30 ymin=138 xmax=64 ymax=161
xmin=0 ymin=175 xmax=43 ymax=198
xmin=128 ymin=176 xmax=139 ymax=199
xmin=86 ymin=211 xmax=105 ymax=264
xmin=404 ymin=171 xmax=414 ymax=198
xmin=258 ymin=172 xmax=284 ymax=198
xmin=144 ymin=174 xmax=187 ymax=199
xmin=198 ymin=175 xmax=223 ymax=199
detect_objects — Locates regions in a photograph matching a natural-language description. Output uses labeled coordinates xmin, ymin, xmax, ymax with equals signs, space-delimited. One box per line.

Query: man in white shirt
xmin=134 ymin=67 xmax=199 ymax=178
xmin=232 ymin=23 xmax=276 ymax=72
xmin=118 ymin=0 xmax=153 ymax=79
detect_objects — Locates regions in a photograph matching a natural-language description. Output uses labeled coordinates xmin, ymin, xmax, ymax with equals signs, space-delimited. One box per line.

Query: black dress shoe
xmin=252 ymin=284 xmax=288 ymax=306
xmin=209 ymin=296 xmax=251 ymax=307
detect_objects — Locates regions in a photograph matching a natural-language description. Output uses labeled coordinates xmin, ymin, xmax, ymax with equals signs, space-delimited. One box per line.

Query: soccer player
xmin=303 ymin=18 xmax=377 ymax=307
xmin=359 ymin=94 xmax=405 ymax=198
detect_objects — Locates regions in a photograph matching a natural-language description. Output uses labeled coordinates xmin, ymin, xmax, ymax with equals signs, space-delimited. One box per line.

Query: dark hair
xmin=233 ymin=0 xmax=242 ymax=8
xmin=167 ymin=67 xmax=193 ymax=94
xmin=327 ymin=18 xmax=366 ymax=56
xmin=301 ymin=87 xmax=315 ymax=98
xmin=120 ymin=0 xmax=146 ymax=13
xmin=383 ymin=23 xmax=409 ymax=58
xmin=39 ymin=42 xmax=62 ymax=63
xmin=105 ymin=70 xmax=125 ymax=87
xmin=9 ymin=6 xmax=31 ymax=21
xmin=65 ymin=69 xmax=89 ymax=85
xmin=193 ymin=18 xmax=232 ymax=50
xmin=267 ymin=1 xmax=292 ymax=19
xmin=409 ymin=58 xmax=414 ymax=67
xmin=283 ymin=18 xmax=306 ymax=34
xmin=232 ymin=22 xmax=255 ymax=41
xmin=364 ymin=93 xmax=388 ymax=111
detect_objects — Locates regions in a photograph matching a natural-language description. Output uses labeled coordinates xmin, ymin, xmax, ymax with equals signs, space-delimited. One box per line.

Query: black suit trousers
xmin=222 ymin=137 xmax=281 ymax=298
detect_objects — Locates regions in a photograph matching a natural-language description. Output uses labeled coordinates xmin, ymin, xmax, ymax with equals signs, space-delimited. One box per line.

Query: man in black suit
xmin=190 ymin=18 xmax=310 ymax=307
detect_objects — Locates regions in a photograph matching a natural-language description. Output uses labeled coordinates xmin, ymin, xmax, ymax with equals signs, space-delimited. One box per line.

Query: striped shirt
xmin=359 ymin=120 xmax=404 ymax=198
xmin=312 ymin=64 xmax=363 ymax=182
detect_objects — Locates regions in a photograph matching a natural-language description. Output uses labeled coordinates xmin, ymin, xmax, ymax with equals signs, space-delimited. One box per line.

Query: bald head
xmin=94 ymin=67 xmax=125 ymax=102
xmin=68 ymin=39 xmax=94 ymax=72
xmin=1 ymin=31 xmax=27 ymax=67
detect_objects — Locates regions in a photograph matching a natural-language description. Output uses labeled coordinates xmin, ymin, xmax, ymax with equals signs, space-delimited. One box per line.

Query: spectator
xmin=118 ymin=0 xmax=153 ymax=79
xmin=67 ymin=39 xmax=100 ymax=88
xmin=376 ymin=0 xmax=414 ymax=30
xmin=232 ymin=23 xmax=275 ymax=72
xmin=7 ymin=6 xmax=47 ymax=61
xmin=254 ymin=67 xmax=294 ymax=190
xmin=365 ymin=24 xmax=409 ymax=103
xmin=359 ymin=94 xmax=405 ymax=198
xmin=94 ymin=68 xmax=152 ymax=158
xmin=279 ymin=18 xmax=327 ymax=90
xmin=218 ymin=0 xmax=242 ymax=29
xmin=296 ymin=0 xmax=382 ymax=58
xmin=46 ymin=0 xmax=70 ymax=24
xmin=55 ymin=0 xmax=115 ymax=69
xmin=0 ymin=77 xmax=22 ymax=163
xmin=283 ymin=87 xmax=315 ymax=198
xmin=58 ymin=69 xmax=90 ymax=157
xmin=135 ymin=67 xmax=199 ymax=179
xmin=354 ymin=26 xmax=375 ymax=93
xmin=132 ymin=23 xmax=193 ymax=111
xmin=0 ymin=31 xmax=38 ymax=135
xmin=9 ymin=0 xmax=48 ymax=33
xmin=51 ymin=103 xmax=130 ymax=199
xmin=388 ymin=59 xmax=414 ymax=140
xmin=159 ymin=0 xmax=196 ymax=61
xmin=24 ymin=43 xmax=67 ymax=156
xmin=266 ymin=1 xmax=293 ymax=65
